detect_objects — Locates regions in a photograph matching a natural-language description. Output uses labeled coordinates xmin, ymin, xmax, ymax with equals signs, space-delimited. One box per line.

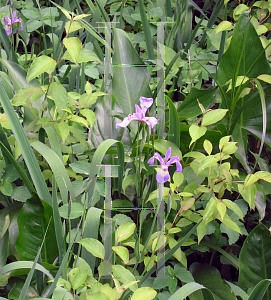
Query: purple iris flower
xmin=3 ymin=11 xmax=23 ymax=36
xmin=148 ymin=147 xmax=183 ymax=184
xmin=116 ymin=96 xmax=158 ymax=130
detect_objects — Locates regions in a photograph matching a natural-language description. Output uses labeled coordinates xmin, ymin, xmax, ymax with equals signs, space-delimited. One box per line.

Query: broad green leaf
xmin=69 ymin=267 xmax=88 ymax=290
xmin=0 ymin=181 xmax=13 ymax=196
xmin=15 ymin=196 xmax=58 ymax=263
xmin=12 ymin=86 xmax=44 ymax=106
xmin=220 ymin=223 xmax=240 ymax=245
xmin=112 ymin=246 xmax=129 ymax=264
xmin=168 ymin=236 xmax=187 ymax=268
xmin=174 ymin=268 xmax=195 ymax=283
xmin=203 ymin=140 xmax=212 ymax=155
xmin=70 ymin=161 xmax=91 ymax=175
xmin=255 ymin=171 xmax=271 ymax=183
xmin=226 ymin=76 xmax=249 ymax=92
xmin=202 ymin=109 xmax=228 ymax=126
xmin=197 ymin=220 xmax=208 ymax=243
xmin=26 ymin=56 xmax=57 ymax=83
xmin=70 ymin=115 xmax=89 ymax=127
xmin=222 ymin=199 xmax=244 ymax=220
xmin=80 ymin=109 xmax=95 ymax=128
xmin=79 ymin=238 xmax=104 ymax=260
xmin=131 ymin=287 xmax=157 ymax=300
xmin=216 ymin=202 xmax=227 ymax=220
xmin=203 ymin=197 xmax=216 ymax=224
xmin=178 ymin=88 xmax=216 ymax=121
xmin=63 ymin=37 xmax=82 ymax=65
xmin=244 ymin=174 xmax=259 ymax=187
xmin=65 ymin=20 xmax=82 ymax=34
xmin=189 ymin=125 xmax=207 ymax=147
xmin=239 ymin=223 xmax=271 ymax=299
xmin=59 ymin=203 xmax=84 ymax=219
xmin=257 ymin=74 xmax=271 ymax=84
xmin=238 ymin=183 xmax=257 ymax=210
xmin=112 ymin=28 xmax=151 ymax=117
xmin=153 ymin=140 xmax=182 ymax=159
xmin=190 ymin=263 xmax=235 ymax=300
xmin=63 ymin=48 xmax=101 ymax=64
xmin=197 ymin=156 xmax=220 ymax=174
xmin=220 ymin=214 xmax=241 ymax=234
xmin=215 ymin=21 xmax=234 ymax=34
xmin=112 ymin=265 xmax=138 ymax=292
xmin=49 ymin=82 xmax=68 ymax=112
xmin=56 ymin=122 xmax=69 ymax=143
xmin=116 ymin=222 xmax=136 ymax=243
xmin=173 ymin=172 xmax=184 ymax=186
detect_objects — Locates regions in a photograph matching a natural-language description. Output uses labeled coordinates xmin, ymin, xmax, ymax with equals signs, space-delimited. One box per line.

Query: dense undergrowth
xmin=1 ymin=0 xmax=271 ymax=299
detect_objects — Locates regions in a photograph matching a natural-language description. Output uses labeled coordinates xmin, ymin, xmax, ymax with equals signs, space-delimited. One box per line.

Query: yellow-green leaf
xmin=112 ymin=246 xmax=129 ymax=264
xmin=80 ymin=109 xmax=95 ymax=128
xmin=215 ymin=21 xmax=234 ymax=34
xmin=26 ymin=55 xmax=57 ymax=83
xmin=116 ymin=222 xmax=136 ymax=243
xmin=63 ymin=37 xmax=82 ymax=65
xmin=203 ymin=139 xmax=213 ymax=155
xmin=70 ymin=115 xmax=89 ymax=127
xmin=189 ymin=125 xmax=207 ymax=147
xmin=131 ymin=287 xmax=157 ymax=300
xmin=78 ymin=238 xmax=104 ymax=259
xmin=202 ymin=109 xmax=228 ymax=126
xmin=65 ymin=20 xmax=82 ymax=34
xmin=216 ymin=201 xmax=227 ymax=220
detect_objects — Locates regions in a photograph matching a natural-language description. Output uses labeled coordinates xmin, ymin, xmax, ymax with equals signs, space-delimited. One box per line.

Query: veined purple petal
xmin=167 ymin=155 xmax=180 ymax=166
xmin=147 ymin=156 xmax=155 ymax=165
xmin=165 ymin=147 xmax=171 ymax=163
xmin=5 ymin=26 xmax=12 ymax=36
xmin=12 ymin=11 xmax=16 ymax=21
xmin=175 ymin=161 xmax=183 ymax=172
xmin=115 ymin=114 xmax=135 ymax=129
xmin=152 ymin=152 xmax=165 ymax=165
xmin=133 ymin=104 xmax=144 ymax=120
xmin=156 ymin=166 xmax=170 ymax=183
xmin=20 ymin=23 xmax=23 ymax=31
xmin=4 ymin=16 xmax=11 ymax=26
xmin=140 ymin=96 xmax=153 ymax=109
xmin=144 ymin=116 xmax=158 ymax=129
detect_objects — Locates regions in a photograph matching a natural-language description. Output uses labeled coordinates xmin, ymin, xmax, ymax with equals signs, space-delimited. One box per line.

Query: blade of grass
xmin=52 ymin=176 xmax=65 ymax=266
xmin=81 ymin=207 xmax=103 ymax=272
xmin=199 ymin=0 xmax=224 ymax=47
xmin=89 ymin=139 xmax=124 ymax=196
xmin=47 ymin=215 xmax=83 ymax=298
xmin=44 ymin=126 xmax=63 ymax=161
xmin=250 ymin=79 xmax=266 ymax=173
xmin=138 ymin=0 xmax=155 ymax=60
xmin=166 ymin=96 xmax=180 ymax=149
xmin=0 ymin=83 xmax=52 ymax=204
xmin=31 ymin=141 xmax=75 ymax=204
xmin=18 ymin=219 xmax=52 ymax=300
xmin=0 ymin=261 xmax=53 ymax=280
xmin=0 ymin=141 xmax=35 ymax=194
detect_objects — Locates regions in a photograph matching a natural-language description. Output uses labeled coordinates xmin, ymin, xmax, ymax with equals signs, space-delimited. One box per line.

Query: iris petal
xmin=167 ymin=155 xmax=180 ymax=166
xmin=165 ymin=147 xmax=171 ymax=163
xmin=139 ymin=96 xmax=153 ymax=109
xmin=156 ymin=168 xmax=170 ymax=183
